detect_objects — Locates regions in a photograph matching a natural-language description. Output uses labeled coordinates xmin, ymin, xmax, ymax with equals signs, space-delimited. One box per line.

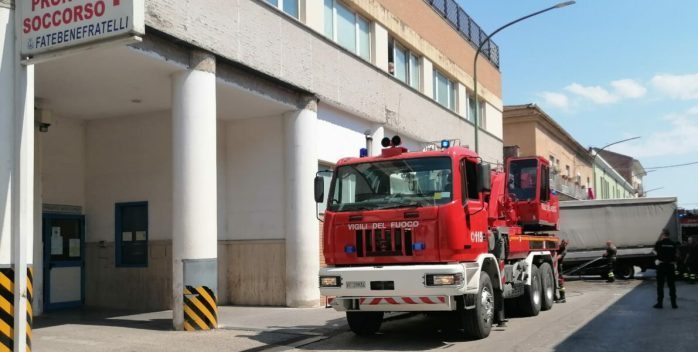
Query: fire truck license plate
xmin=346 ymin=281 xmax=366 ymax=289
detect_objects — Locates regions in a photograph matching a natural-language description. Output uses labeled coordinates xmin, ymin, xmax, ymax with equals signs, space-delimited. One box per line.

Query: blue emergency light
xmin=413 ymin=242 xmax=426 ymax=251
xmin=344 ymin=245 xmax=356 ymax=254
xmin=359 ymin=148 xmax=368 ymax=157
xmin=440 ymin=140 xmax=450 ymax=149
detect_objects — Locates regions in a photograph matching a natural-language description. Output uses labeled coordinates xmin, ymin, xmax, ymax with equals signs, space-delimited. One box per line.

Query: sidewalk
xmin=33 ymin=276 xmax=698 ymax=352
xmin=34 ymin=305 xmax=346 ymax=352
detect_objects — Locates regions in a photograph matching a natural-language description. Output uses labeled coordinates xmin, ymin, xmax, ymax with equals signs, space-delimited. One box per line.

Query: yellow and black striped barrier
xmin=183 ymin=286 xmax=217 ymax=331
xmin=0 ymin=266 xmax=33 ymax=352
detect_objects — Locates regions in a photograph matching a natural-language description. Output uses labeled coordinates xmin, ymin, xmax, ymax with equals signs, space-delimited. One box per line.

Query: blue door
xmin=43 ymin=213 xmax=85 ymax=310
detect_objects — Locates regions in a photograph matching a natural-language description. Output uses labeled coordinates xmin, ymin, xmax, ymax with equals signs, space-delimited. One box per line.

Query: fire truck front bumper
xmin=320 ymin=263 xmax=480 ymax=312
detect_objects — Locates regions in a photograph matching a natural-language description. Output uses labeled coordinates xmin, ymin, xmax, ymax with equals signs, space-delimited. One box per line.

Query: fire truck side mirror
xmin=314 ymin=176 xmax=325 ymax=203
xmin=477 ymin=163 xmax=491 ymax=192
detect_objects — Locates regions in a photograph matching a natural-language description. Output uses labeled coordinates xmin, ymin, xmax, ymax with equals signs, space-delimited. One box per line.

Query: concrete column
xmin=302 ymin=0 xmax=324 ymax=33
xmin=372 ymin=22 xmax=389 ymax=72
xmin=0 ymin=3 xmax=34 ymax=351
xmin=284 ymin=97 xmax=320 ymax=307
xmin=172 ymin=50 xmax=217 ymax=330
xmin=32 ymin=124 xmax=42 ymax=316
xmin=370 ymin=125 xmax=385 ymax=156
xmin=421 ymin=58 xmax=434 ymax=99
xmin=0 ymin=6 xmax=14 ymax=269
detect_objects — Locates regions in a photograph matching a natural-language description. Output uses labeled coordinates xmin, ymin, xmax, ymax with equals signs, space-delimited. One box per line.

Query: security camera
xmin=36 ymin=109 xmax=53 ymax=132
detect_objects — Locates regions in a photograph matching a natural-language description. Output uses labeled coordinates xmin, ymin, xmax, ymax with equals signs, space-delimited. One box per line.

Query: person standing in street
xmin=603 ymin=240 xmax=617 ymax=283
xmin=555 ymin=239 xmax=568 ymax=303
xmin=654 ymin=229 xmax=678 ymax=309
xmin=686 ymin=236 xmax=698 ymax=284
xmin=677 ymin=240 xmax=689 ymax=280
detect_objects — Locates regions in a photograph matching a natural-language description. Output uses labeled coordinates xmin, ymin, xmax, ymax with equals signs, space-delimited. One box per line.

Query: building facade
xmin=0 ymin=0 xmax=504 ymax=328
xmin=594 ymin=149 xmax=645 ymax=197
xmin=591 ymin=149 xmax=641 ymax=200
xmin=503 ymin=104 xmax=593 ymax=200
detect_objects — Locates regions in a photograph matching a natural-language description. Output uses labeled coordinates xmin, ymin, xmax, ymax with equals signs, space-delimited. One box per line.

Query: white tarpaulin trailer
xmin=556 ymin=197 xmax=679 ymax=277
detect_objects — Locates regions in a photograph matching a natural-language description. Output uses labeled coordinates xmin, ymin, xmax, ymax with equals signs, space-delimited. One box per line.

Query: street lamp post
xmin=644 ymin=187 xmax=664 ymax=196
xmin=473 ymin=1 xmax=575 ymax=153
xmin=590 ymin=136 xmax=641 ymax=199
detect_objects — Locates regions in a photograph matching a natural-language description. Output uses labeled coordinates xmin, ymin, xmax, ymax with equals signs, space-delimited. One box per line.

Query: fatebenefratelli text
xmin=20 ymin=0 xmax=145 ymax=57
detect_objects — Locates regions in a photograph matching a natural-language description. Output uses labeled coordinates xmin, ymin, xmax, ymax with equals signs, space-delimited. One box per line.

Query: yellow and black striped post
xmin=26 ymin=268 xmax=32 ymax=352
xmin=0 ymin=267 xmax=33 ymax=352
xmin=183 ymin=286 xmax=217 ymax=331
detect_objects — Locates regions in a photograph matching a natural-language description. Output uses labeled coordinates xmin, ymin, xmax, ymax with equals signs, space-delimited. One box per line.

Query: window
xmin=540 ymin=165 xmax=550 ymax=201
xmin=433 ymin=69 xmax=457 ymax=111
xmin=509 ymin=159 xmax=538 ymax=201
xmin=266 ymin=0 xmax=299 ymax=19
xmin=318 ymin=164 xmax=334 ymax=215
xmin=467 ymin=93 xmax=485 ymax=126
xmin=324 ymin=0 xmax=370 ymax=61
xmin=115 ymin=202 xmax=148 ymax=267
xmin=479 ymin=99 xmax=487 ymax=129
xmin=461 ymin=159 xmax=478 ymax=201
xmin=388 ymin=39 xmax=421 ymax=90
xmin=328 ymin=157 xmax=453 ymax=212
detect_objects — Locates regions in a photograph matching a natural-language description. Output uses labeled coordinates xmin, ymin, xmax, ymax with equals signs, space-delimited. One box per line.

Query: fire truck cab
xmin=315 ymin=138 xmax=560 ymax=339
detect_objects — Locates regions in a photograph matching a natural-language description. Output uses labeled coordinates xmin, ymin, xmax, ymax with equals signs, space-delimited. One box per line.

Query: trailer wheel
xmin=346 ymin=312 xmax=383 ymax=336
xmin=462 ymin=272 xmax=494 ymax=340
xmin=539 ymin=263 xmax=555 ymax=311
xmin=615 ymin=263 xmax=635 ymax=280
xmin=519 ymin=264 xmax=542 ymax=316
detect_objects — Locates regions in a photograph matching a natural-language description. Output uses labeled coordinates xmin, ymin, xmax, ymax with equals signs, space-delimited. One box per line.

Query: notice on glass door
xmin=69 ymin=239 xmax=80 ymax=257
xmin=51 ymin=228 xmax=63 ymax=255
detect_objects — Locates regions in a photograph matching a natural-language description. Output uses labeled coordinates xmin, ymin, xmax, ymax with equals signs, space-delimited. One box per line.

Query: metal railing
xmin=425 ymin=0 xmax=500 ymax=68
xmin=551 ymin=174 xmax=589 ymax=200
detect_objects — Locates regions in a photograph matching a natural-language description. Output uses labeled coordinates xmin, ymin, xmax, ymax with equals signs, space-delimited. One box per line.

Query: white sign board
xmin=19 ymin=0 xmax=145 ymax=57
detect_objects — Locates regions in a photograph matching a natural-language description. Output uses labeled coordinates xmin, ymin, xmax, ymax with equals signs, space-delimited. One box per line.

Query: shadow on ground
xmin=554 ymin=278 xmax=698 ymax=352
xmin=294 ymin=312 xmax=505 ymax=351
xmin=34 ymin=308 xmax=172 ymax=331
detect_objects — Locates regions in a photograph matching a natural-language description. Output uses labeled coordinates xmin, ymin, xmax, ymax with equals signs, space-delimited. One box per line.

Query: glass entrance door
xmin=43 ymin=214 xmax=84 ymax=310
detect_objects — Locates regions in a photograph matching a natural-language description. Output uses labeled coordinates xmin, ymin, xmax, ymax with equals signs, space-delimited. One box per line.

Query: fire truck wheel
xmin=539 ymin=263 xmax=555 ymax=311
xmin=462 ymin=272 xmax=494 ymax=340
xmin=346 ymin=312 xmax=383 ymax=336
xmin=519 ymin=264 xmax=542 ymax=316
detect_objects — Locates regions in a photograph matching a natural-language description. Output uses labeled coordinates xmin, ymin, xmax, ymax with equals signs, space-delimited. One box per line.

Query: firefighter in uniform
xmin=654 ymin=229 xmax=678 ymax=308
xmin=555 ymin=239 xmax=568 ymax=303
xmin=677 ymin=241 xmax=689 ymax=280
xmin=686 ymin=236 xmax=698 ymax=284
xmin=603 ymin=241 xmax=617 ymax=283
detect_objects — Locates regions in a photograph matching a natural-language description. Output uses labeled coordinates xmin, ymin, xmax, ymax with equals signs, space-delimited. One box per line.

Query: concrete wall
xmin=145 ymin=0 xmax=503 ymax=163
xmin=84 ymin=241 xmax=171 ymax=310
xmin=83 ymin=112 xmax=173 ymax=309
xmin=85 ymin=112 xmax=173 ymax=243
xmin=218 ymin=240 xmax=286 ymax=306
xmin=41 ymin=117 xmax=86 ymax=207
xmin=370 ymin=0 xmax=501 ymax=98
xmin=534 ymin=125 xmax=593 ymax=188
xmin=223 ymin=116 xmax=285 ymax=241
xmin=503 ymin=119 xmax=537 ymax=158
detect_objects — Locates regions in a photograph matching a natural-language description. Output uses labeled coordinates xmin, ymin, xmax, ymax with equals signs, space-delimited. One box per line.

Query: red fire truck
xmin=315 ymin=136 xmax=561 ymax=339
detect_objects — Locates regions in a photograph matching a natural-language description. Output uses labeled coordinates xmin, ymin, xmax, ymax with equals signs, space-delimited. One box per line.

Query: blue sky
xmin=459 ymin=0 xmax=698 ymax=208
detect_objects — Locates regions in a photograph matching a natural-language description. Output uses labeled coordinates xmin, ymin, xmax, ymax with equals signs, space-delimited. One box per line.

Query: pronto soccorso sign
xmin=20 ymin=0 xmax=145 ymax=57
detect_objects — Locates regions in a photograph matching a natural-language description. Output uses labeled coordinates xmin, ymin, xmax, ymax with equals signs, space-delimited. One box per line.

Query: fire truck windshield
xmin=508 ymin=159 xmax=538 ymax=201
xmin=327 ymin=157 xmax=453 ymax=212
